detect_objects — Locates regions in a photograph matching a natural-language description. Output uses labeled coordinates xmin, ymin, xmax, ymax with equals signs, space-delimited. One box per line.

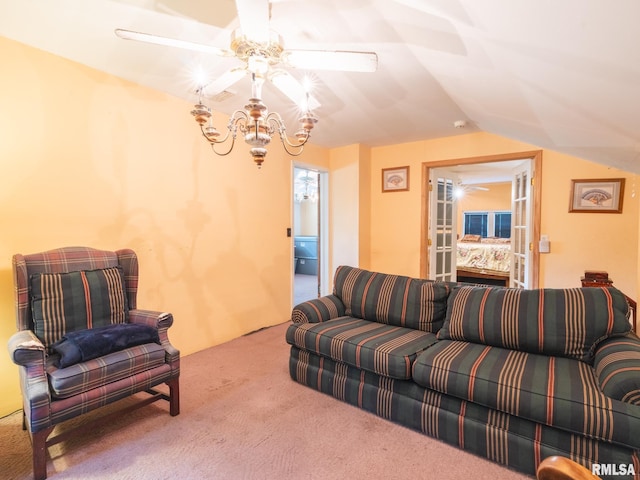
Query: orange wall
xmin=3 ymin=36 xmax=639 ymax=416
xmin=457 ymin=182 xmax=512 ymax=237
xmin=368 ymin=134 xmax=639 ymax=298
xmin=0 ymin=37 xmax=330 ymax=414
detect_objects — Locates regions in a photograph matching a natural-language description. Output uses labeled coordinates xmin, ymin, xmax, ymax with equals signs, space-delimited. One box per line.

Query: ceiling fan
xmin=114 ymin=0 xmax=378 ymax=108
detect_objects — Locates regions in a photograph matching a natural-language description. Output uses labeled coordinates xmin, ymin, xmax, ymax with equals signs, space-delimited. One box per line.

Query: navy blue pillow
xmin=51 ymin=323 xmax=160 ymax=368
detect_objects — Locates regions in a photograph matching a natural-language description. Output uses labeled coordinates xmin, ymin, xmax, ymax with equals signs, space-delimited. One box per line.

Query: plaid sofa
xmin=287 ymin=266 xmax=640 ymax=479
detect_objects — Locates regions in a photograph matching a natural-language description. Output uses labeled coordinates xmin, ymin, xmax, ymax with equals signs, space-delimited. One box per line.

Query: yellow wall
xmin=457 ymin=182 xmax=512 ymax=237
xmin=0 ymin=37 xmax=330 ymax=415
xmin=368 ymin=134 xmax=639 ymax=298
xmin=3 ymin=36 xmax=639 ymax=416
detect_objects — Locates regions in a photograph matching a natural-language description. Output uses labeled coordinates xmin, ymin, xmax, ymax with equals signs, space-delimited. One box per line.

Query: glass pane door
xmin=511 ymin=162 xmax=532 ymax=288
xmin=429 ymin=171 xmax=458 ymax=282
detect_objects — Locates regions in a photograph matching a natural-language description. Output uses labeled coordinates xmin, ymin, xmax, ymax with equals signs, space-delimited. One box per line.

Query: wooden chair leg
xmin=31 ymin=427 xmax=53 ymax=480
xmin=168 ymin=378 xmax=180 ymax=416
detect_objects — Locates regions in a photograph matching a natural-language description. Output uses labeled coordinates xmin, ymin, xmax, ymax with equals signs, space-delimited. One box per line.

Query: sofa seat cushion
xmin=286 ymin=316 xmax=438 ymax=380
xmin=438 ymin=285 xmax=631 ymax=363
xmin=332 ymin=266 xmax=452 ymax=333
xmin=412 ymin=340 xmax=640 ymax=448
xmin=47 ymin=342 xmax=166 ymax=399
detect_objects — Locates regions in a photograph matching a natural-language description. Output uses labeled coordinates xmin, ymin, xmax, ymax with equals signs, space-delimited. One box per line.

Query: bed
xmin=456 ymin=235 xmax=511 ymax=286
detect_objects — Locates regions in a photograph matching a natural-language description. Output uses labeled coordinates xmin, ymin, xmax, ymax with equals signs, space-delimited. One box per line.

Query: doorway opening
xmin=421 ymin=151 xmax=542 ymax=288
xmin=293 ymin=166 xmax=328 ymax=305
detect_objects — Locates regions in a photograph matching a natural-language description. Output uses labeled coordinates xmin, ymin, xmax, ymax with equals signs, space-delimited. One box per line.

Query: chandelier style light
xmin=115 ymin=0 xmax=377 ymax=168
xmin=190 ymin=55 xmax=317 ymax=168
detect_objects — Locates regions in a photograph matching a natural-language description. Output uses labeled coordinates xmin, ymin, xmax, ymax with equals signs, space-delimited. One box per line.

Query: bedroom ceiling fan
xmin=115 ymin=0 xmax=378 ymax=167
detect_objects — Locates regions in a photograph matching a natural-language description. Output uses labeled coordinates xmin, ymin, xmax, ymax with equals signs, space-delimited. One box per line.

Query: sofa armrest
xmin=594 ymin=333 xmax=640 ymax=405
xmin=129 ymin=309 xmax=179 ymax=365
xmin=291 ymin=295 xmax=346 ymax=324
xmin=129 ymin=309 xmax=173 ymax=329
xmin=8 ymin=330 xmax=46 ymax=366
xmin=8 ymin=330 xmax=52 ymax=429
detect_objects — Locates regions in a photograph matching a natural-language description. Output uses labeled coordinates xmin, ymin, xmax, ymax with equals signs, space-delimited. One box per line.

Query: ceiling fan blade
xmin=234 ymin=0 xmax=270 ymax=43
xmin=268 ymin=69 xmax=321 ymax=111
xmin=204 ymin=67 xmax=247 ymax=96
xmin=282 ymin=49 xmax=378 ymax=73
xmin=115 ymin=29 xmax=232 ymax=57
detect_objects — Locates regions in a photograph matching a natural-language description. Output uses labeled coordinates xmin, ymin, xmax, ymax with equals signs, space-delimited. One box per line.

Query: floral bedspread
xmin=456 ymin=241 xmax=511 ymax=273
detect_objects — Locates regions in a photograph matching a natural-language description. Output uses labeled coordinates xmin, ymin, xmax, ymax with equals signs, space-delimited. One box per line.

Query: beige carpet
xmin=0 ymin=322 xmax=531 ymax=479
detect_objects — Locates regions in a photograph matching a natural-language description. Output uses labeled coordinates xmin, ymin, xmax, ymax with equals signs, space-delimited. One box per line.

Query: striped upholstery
xmin=288 ymin=267 xmax=640 ymax=479
xmin=30 ymin=266 xmax=129 ymax=349
xmin=286 ymin=317 xmax=438 ymax=380
xmin=595 ymin=334 xmax=640 ymax=405
xmin=412 ymin=339 xmax=640 ymax=449
xmin=292 ymin=295 xmax=346 ymax=324
xmin=332 ymin=266 xmax=451 ymax=332
xmin=290 ymin=346 xmax=640 ymax=478
xmin=438 ymin=286 xmax=631 ymax=363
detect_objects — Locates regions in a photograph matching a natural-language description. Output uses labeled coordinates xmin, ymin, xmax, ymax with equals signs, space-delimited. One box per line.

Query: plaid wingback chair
xmin=7 ymin=246 xmax=180 ymax=480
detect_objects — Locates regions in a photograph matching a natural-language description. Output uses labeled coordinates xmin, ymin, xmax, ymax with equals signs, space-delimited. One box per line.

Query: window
xmin=464 ymin=213 xmax=488 ymax=237
xmin=463 ymin=211 xmax=511 ymax=238
xmin=494 ymin=212 xmax=511 ymax=238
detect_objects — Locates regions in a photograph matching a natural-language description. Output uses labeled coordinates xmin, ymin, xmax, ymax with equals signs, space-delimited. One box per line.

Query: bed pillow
xmin=51 ymin=323 xmax=160 ymax=368
xmin=460 ymin=234 xmax=481 ymax=243
xmin=30 ymin=266 xmax=129 ymax=348
xmin=438 ymin=285 xmax=631 ymax=363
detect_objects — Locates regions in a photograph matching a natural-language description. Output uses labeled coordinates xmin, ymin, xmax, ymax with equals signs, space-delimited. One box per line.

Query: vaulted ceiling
xmin=2 ymin=0 xmax=640 ymax=172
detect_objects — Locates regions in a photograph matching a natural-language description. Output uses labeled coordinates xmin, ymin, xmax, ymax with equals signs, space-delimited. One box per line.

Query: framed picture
xmin=569 ymin=178 xmax=625 ymax=213
xmin=382 ymin=166 xmax=410 ymax=192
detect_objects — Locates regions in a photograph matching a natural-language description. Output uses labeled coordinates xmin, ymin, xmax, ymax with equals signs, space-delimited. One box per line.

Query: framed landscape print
xmin=569 ymin=178 xmax=625 ymax=213
xmin=382 ymin=166 xmax=410 ymax=192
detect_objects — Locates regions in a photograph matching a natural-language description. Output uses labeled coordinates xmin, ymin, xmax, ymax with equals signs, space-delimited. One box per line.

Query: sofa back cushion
xmin=332 ymin=265 xmax=451 ymax=333
xmin=437 ymin=285 xmax=631 ymax=362
xmin=31 ymin=266 xmax=129 ymax=349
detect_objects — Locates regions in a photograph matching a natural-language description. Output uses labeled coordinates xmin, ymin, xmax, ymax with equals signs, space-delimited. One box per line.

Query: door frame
xmin=292 ymin=164 xmax=330 ymax=305
xmin=420 ymin=150 xmax=543 ymax=288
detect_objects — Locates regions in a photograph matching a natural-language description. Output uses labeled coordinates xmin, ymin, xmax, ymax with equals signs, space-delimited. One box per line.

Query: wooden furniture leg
xmin=32 ymin=427 xmax=53 ymax=480
xmin=168 ymin=378 xmax=180 ymax=416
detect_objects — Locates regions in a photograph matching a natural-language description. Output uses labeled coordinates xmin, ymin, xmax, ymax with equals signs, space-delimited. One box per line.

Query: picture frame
xmin=382 ymin=166 xmax=410 ymax=192
xmin=569 ymin=178 xmax=625 ymax=213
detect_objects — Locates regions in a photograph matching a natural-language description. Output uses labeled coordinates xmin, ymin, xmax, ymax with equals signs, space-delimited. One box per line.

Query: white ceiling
xmin=2 ymin=0 xmax=640 ymax=173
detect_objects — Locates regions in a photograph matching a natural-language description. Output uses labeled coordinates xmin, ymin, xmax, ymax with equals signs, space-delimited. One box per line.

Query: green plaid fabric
xmin=286 ymin=317 xmax=438 ymax=380
xmin=595 ymin=334 xmax=640 ymax=405
xmin=332 ymin=266 xmax=451 ymax=332
xmin=412 ymin=339 xmax=640 ymax=449
xmin=290 ymin=346 xmax=640 ymax=479
xmin=30 ymin=266 xmax=129 ymax=349
xmin=438 ymin=286 xmax=631 ymax=363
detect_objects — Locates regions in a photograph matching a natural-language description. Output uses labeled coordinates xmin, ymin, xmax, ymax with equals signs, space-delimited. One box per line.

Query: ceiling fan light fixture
xmin=283 ymin=50 xmax=378 ymax=73
xmin=117 ymin=0 xmax=377 ymax=168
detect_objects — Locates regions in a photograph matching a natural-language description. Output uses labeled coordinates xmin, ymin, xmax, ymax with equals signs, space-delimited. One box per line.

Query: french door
xmin=428 ymin=169 xmax=459 ymax=282
xmin=510 ymin=162 xmax=533 ymax=288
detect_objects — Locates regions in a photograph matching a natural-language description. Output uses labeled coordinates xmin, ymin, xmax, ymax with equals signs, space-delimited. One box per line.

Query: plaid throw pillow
xmin=30 ymin=266 xmax=129 ymax=348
